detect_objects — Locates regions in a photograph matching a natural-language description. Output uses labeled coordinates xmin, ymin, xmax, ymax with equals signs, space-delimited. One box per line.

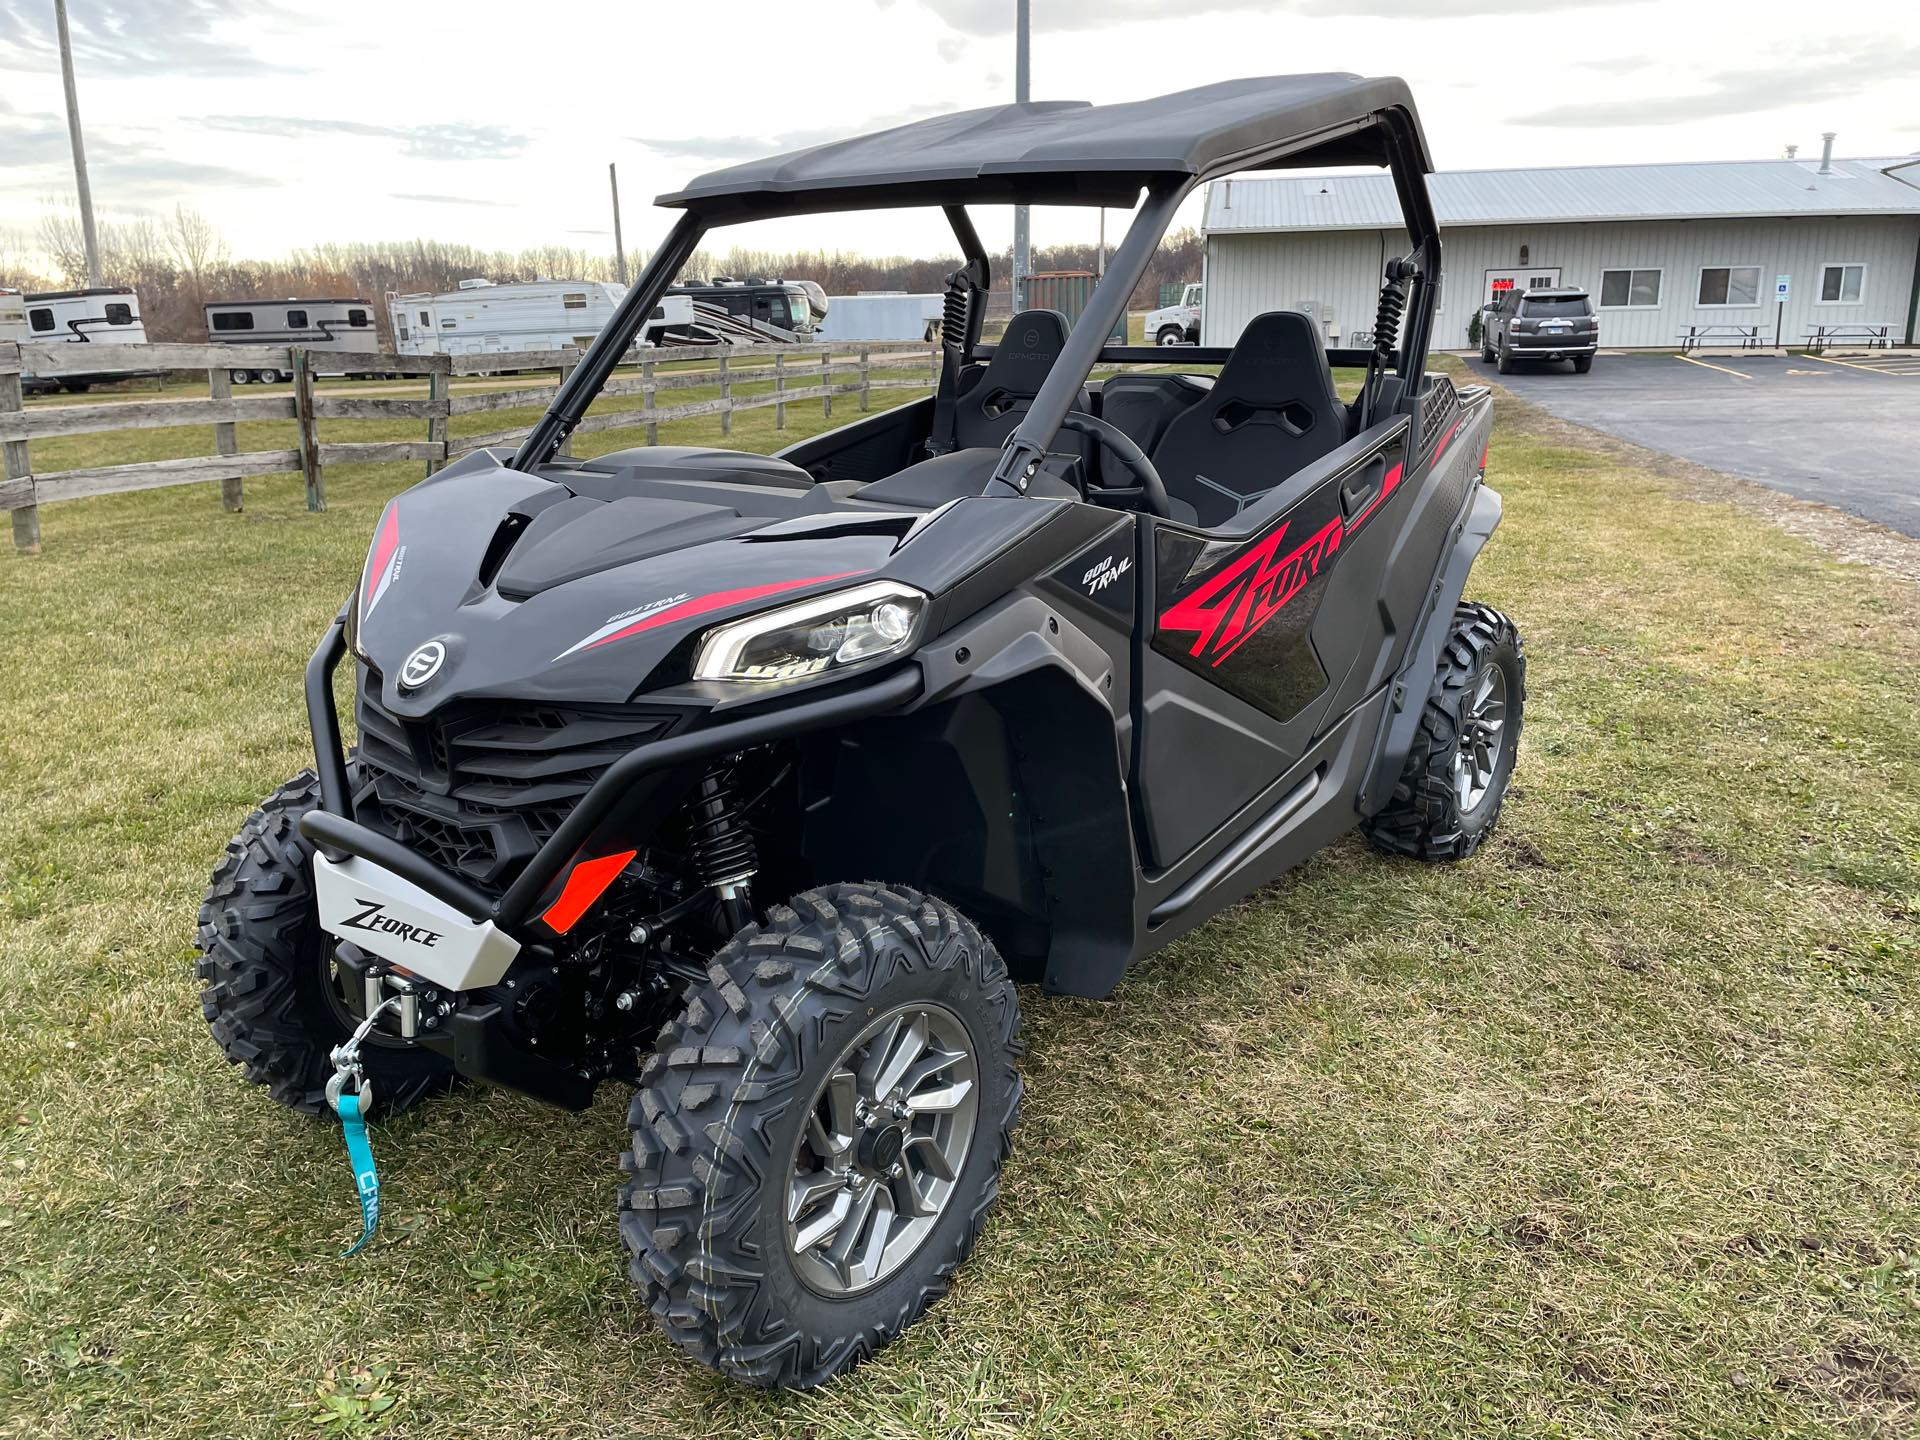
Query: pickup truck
xmin=1145 ymin=282 xmax=1202 ymax=346
xmin=1480 ymin=286 xmax=1598 ymax=374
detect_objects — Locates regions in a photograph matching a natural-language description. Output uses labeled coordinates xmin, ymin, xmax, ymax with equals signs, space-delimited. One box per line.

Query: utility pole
xmin=1012 ymin=0 xmax=1030 ymax=311
xmin=609 ymin=162 xmax=627 ymax=285
xmin=54 ymin=0 xmax=102 ymax=286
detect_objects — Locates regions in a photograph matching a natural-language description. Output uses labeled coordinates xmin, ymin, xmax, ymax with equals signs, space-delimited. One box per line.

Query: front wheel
xmin=1155 ymin=325 xmax=1185 ymax=347
xmin=196 ymin=769 xmax=454 ymax=1116
xmin=1363 ymin=603 xmax=1525 ymax=861
xmin=621 ymin=883 xmax=1022 ymax=1389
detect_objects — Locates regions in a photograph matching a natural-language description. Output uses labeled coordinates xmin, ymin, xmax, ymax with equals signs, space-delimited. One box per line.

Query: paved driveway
xmin=1462 ymin=350 xmax=1920 ymax=537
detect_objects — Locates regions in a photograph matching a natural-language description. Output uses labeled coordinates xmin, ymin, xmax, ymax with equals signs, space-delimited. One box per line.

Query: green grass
xmin=3 ymin=380 xmax=1919 ymax=1438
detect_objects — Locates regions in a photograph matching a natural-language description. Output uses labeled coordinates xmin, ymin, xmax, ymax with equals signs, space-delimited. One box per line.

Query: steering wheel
xmin=1056 ymin=412 xmax=1172 ymax=519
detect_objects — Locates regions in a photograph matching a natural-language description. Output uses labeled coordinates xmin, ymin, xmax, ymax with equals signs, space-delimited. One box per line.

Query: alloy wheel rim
xmin=1452 ymin=663 xmax=1509 ymax=811
xmin=784 ymin=1001 xmax=979 ymax=1296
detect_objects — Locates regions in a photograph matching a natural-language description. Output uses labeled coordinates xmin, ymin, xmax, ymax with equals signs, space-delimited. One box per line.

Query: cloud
xmin=201 ymin=115 xmax=528 ymax=161
xmin=631 ymin=103 xmax=953 ymax=164
xmin=0 ymin=0 xmax=300 ymax=76
xmin=1519 ymin=39 xmax=1920 ymax=127
xmin=0 ymin=109 xmax=274 ymax=203
xmin=393 ymin=193 xmax=514 ymax=209
xmin=920 ymin=0 xmax=1584 ymax=32
xmin=936 ymin=35 xmax=965 ymax=62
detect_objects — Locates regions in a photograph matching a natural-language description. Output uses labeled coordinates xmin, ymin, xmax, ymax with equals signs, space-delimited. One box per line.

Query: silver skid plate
xmin=312 ymin=853 xmax=520 ymax=991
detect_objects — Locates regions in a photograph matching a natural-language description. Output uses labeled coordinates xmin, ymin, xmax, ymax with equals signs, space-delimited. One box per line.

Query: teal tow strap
xmin=332 ymin=1087 xmax=381 ymax=1258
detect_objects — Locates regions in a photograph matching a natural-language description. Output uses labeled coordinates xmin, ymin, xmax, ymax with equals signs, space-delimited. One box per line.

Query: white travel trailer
xmin=389 ymin=278 xmax=646 ymax=359
xmin=19 ymin=287 xmax=150 ymax=391
xmin=204 ymin=296 xmax=378 ymax=383
xmin=813 ymin=292 xmax=943 ymax=342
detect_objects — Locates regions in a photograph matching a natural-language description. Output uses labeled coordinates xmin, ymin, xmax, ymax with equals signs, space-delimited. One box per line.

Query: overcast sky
xmin=1 ymin=0 xmax=1915 ymax=270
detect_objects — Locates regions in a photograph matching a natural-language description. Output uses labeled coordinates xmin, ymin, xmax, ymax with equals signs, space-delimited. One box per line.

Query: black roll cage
xmin=511 ymin=105 xmax=1440 ymax=482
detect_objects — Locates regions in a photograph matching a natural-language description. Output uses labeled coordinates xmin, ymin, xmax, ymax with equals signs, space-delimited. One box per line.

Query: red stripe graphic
xmin=579 ymin=571 xmax=868 ymax=654
xmin=1347 ymin=462 xmax=1404 ymax=531
xmin=364 ymin=503 xmax=401 ymax=613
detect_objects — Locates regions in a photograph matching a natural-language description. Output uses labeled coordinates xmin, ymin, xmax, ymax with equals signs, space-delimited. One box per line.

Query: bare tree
xmin=166 ymin=204 xmax=227 ymax=285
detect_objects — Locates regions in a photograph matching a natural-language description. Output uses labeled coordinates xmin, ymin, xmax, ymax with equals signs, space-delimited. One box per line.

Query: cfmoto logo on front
xmin=400 ymin=641 xmax=446 ymax=689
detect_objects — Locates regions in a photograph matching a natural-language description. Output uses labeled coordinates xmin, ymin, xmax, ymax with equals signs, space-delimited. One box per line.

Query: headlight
xmin=693 ymin=580 xmax=927 ymax=684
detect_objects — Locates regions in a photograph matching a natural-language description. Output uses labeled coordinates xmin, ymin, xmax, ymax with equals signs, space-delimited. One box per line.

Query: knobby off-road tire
xmin=196 ymin=769 xmax=454 ymax=1116
xmin=1363 ymin=602 xmax=1526 ymax=862
xmin=620 ymin=883 xmax=1023 ymax=1389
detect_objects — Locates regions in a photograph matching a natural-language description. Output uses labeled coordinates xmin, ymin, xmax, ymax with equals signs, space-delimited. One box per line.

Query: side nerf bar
xmin=298 ymin=628 xmax=924 ymax=933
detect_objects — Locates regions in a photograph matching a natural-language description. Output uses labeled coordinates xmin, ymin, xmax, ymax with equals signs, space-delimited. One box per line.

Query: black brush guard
xmin=299 ymin=610 xmax=922 ymax=937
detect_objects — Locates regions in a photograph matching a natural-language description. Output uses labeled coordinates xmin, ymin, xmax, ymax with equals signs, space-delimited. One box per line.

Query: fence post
xmin=929 ymin=341 xmax=938 ymax=389
xmin=425 ymin=362 xmax=449 ymax=475
xmin=774 ymin=353 xmax=786 ymax=431
xmin=1 ymin=366 xmax=36 ymax=556
xmin=859 ymin=348 xmax=871 ymax=412
xmin=719 ymin=353 xmax=732 ymax=438
xmin=822 ymin=347 xmax=833 ymax=422
xmin=556 ymin=355 xmax=578 ymax=456
xmin=292 ymin=347 xmax=324 ymax=511
xmin=643 ymin=359 xmax=657 ymax=446
xmin=207 ymin=366 xmax=243 ymax=511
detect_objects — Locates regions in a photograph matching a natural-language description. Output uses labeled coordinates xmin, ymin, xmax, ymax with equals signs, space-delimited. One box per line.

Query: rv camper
xmin=203 ymin=297 xmax=378 ymax=383
xmin=388 ymin=279 xmax=635 ymax=361
xmin=18 ymin=287 xmax=150 ymax=392
xmin=661 ymin=277 xmax=823 ymax=343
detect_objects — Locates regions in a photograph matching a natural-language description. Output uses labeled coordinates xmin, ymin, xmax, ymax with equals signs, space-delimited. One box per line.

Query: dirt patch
xmin=1475 ymin=372 xmax=1920 ymax=586
xmin=1775 ymin=1340 xmax=1920 ymax=1434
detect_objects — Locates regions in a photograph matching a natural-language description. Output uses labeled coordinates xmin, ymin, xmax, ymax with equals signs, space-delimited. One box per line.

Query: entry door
xmin=1132 ymin=419 xmax=1411 ymax=868
xmin=1483 ymin=268 xmax=1562 ymax=306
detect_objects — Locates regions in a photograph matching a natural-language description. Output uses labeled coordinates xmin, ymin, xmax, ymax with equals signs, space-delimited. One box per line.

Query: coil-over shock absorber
xmin=688 ymin=765 xmax=757 ymax=934
xmin=1361 ymin=254 xmax=1418 ymax=426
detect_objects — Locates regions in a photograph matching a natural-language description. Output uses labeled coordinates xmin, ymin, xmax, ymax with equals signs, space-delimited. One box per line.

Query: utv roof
xmin=656 ymin=74 xmax=1430 ymax=219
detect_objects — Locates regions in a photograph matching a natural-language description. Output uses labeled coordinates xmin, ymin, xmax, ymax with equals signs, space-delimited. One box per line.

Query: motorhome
xmin=203 ymin=297 xmax=378 ymax=383
xmin=663 ymin=277 xmax=823 ymax=342
xmin=19 ymin=287 xmax=150 ymax=391
xmin=389 ymin=279 xmax=637 ymax=360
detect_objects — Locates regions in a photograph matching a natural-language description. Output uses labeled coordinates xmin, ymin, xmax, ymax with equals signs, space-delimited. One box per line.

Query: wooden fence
xmin=0 ymin=338 xmax=939 ymax=554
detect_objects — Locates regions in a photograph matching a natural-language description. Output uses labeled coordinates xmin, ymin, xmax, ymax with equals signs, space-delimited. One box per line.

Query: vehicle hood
xmin=350 ymin=449 xmax=923 ymax=715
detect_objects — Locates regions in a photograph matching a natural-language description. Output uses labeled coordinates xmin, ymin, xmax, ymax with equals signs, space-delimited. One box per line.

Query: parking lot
xmin=1464 ymin=350 xmax=1920 ymax=537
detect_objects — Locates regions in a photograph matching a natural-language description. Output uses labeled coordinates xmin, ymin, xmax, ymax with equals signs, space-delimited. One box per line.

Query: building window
xmin=28 ymin=307 xmax=53 ymax=332
xmin=286 ymin=309 xmax=308 ymax=328
xmin=1600 ymin=269 xmax=1662 ymax=308
xmin=211 ymin=311 xmax=255 ymax=331
xmin=419 ymin=309 xmax=431 ymax=325
xmin=1818 ymin=264 xmax=1865 ymax=304
xmin=562 ymin=292 xmax=588 ymax=309
xmin=1697 ymin=266 xmax=1760 ymax=306
xmin=347 ymin=309 xmax=369 ymax=327
xmin=104 ymin=302 xmax=133 ymax=324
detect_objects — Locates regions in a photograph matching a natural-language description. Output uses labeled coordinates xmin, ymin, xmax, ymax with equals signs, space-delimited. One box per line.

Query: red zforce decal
xmin=1160 ymin=514 xmax=1345 ymax=666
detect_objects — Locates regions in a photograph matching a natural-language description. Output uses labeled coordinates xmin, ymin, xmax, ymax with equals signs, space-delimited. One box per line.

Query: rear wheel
xmin=230 ymin=369 xmax=251 ymax=385
xmin=1573 ymin=355 xmax=1593 ymax=374
xmin=196 ymin=769 xmax=453 ymax=1116
xmin=620 ymin=882 xmax=1022 ymax=1389
xmin=1496 ymin=341 xmax=1514 ymax=375
xmin=1363 ymin=603 xmax=1525 ymax=861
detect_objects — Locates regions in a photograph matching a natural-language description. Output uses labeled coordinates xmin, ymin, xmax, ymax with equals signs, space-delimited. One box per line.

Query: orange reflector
xmin=541 ymin=849 xmax=637 ymax=935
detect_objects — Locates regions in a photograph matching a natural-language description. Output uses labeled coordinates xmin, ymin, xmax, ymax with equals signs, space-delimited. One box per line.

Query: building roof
xmin=656 ymin=74 xmax=1430 ymax=220
xmin=1204 ymin=156 xmax=1920 ymax=233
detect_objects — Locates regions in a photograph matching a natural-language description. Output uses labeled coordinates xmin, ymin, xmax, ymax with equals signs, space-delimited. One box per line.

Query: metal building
xmin=1201 ymin=150 xmax=1920 ymax=351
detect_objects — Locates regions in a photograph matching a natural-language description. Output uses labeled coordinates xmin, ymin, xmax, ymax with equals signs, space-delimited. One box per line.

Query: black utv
xmin=197 ymin=74 xmax=1524 ymax=1389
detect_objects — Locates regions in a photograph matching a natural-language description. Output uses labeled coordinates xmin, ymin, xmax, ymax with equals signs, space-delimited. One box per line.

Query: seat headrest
xmin=981 ymin=309 xmax=1071 ymax=395
xmin=1214 ymin=310 xmax=1338 ymax=402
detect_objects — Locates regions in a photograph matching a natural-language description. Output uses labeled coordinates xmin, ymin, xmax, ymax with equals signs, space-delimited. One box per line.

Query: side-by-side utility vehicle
xmin=198 ymin=74 xmax=1524 ymax=1389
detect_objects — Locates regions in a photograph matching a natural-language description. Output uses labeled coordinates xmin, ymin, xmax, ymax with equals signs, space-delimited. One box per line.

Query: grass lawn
xmin=2 ymin=376 xmax=1918 ymax=1438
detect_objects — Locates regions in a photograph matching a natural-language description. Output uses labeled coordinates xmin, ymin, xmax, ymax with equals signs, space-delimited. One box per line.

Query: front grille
xmin=353 ymin=671 xmax=677 ymax=891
